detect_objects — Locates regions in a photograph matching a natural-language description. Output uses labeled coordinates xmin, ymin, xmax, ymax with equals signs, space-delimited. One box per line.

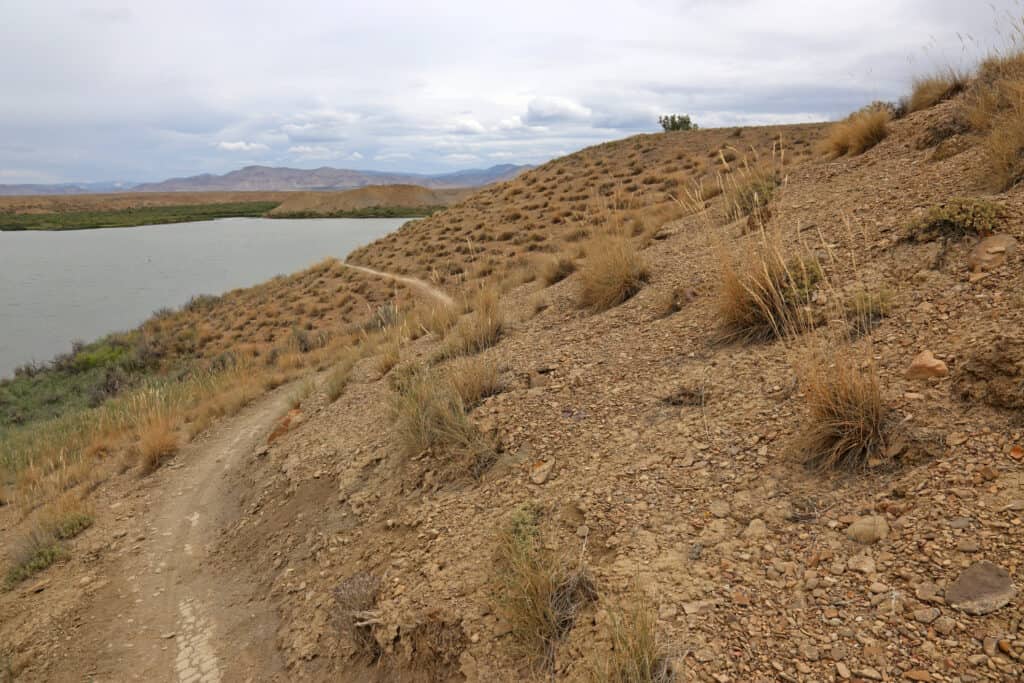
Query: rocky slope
xmin=3 ymin=95 xmax=1023 ymax=683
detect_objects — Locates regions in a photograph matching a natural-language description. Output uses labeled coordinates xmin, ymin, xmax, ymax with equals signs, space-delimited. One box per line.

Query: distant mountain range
xmin=0 ymin=164 xmax=531 ymax=196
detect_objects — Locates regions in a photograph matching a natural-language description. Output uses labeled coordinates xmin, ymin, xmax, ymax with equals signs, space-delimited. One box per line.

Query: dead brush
xmin=388 ymin=366 xmax=496 ymax=480
xmin=325 ymin=352 xmax=358 ymax=403
xmin=959 ymin=47 xmax=1024 ymax=189
xmin=4 ymin=524 xmax=64 ymax=589
xmin=446 ymin=356 xmax=503 ymax=409
xmin=537 ymin=253 xmax=577 ymax=286
xmin=334 ymin=572 xmax=382 ymax=660
xmin=841 ymin=288 xmax=892 ymax=339
xmin=137 ymin=414 xmax=178 ymax=474
xmin=714 ymin=232 xmax=822 ymax=344
xmin=577 ymin=234 xmax=649 ymax=312
xmin=824 ymin=106 xmax=890 ymax=157
xmin=792 ymin=349 xmax=892 ymax=472
xmin=438 ymin=286 xmax=504 ymax=359
xmin=906 ymin=70 xmax=968 ymax=113
xmin=587 ymin=599 xmax=674 ymax=683
xmin=494 ymin=506 xmax=597 ymax=671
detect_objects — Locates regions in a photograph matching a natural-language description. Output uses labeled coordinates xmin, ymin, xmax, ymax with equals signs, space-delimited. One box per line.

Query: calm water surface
xmin=0 ymin=217 xmax=407 ymax=378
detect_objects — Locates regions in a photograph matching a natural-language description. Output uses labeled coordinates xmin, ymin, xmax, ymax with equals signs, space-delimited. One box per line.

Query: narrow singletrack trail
xmin=48 ymin=385 xmax=296 ymax=682
xmin=340 ymin=262 xmax=455 ymax=307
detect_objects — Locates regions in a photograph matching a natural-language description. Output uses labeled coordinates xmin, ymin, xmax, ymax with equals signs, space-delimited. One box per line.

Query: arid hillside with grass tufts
xmin=4 ymin=57 xmax=1024 ymax=683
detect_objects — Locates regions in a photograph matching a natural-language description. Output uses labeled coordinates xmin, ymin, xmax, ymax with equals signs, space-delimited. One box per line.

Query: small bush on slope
xmin=906 ymin=71 xmax=967 ymax=113
xmin=537 ymin=253 xmax=577 ymax=286
xmin=447 ymin=357 xmax=503 ymax=410
xmin=960 ymin=48 xmax=1024 ymax=189
xmin=334 ymin=572 xmax=382 ymax=660
xmin=389 ymin=366 xmax=495 ymax=479
xmin=578 ymin=235 xmax=649 ymax=312
xmin=4 ymin=525 xmax=63 ymax=588
xmin=138 ymin=415 xmax=178 ymax=474
xmin=714 ymin=234 xmax=821 ymax=344
xmin=792 ymin=352 xmax=892 ymax=472
xmin=494 ymin=506 xmax=597 ymax=671
xmin=587 ymin=599 xmax=674 ymax=683
xmin=903 ymin=197 xmax=1004 ymax=243
xmin=439 ymin=287 xmax=504 ymax=359
xmin=824 ymin=106 xmax=890 ymax=157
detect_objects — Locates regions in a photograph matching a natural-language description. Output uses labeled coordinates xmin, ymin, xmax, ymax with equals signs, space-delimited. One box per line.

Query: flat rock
xmin=846 ymin=515 xmax=889 ymax=544
xmin=967 ymin=234 xmax=1018 ymax=272
xmin=741 ymin=518 xmax=767 ymax=538
xmin=946 ymin=560 xmax=1017 ymax=615
xmin=905 ymin=350 xmax=948 ymax=380
xmin=529 ymin=459 xmax=554 ymax=484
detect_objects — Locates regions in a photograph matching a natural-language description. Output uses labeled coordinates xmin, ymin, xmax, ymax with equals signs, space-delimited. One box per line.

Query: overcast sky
xmin=0 ymin=0 xmax=1017 ymax=183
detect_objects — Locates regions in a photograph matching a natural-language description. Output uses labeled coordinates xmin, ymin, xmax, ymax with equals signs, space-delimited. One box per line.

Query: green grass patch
xmin=3 ymin=526 xmax=65 ymax=589
xmin=270 ymin=205 xmax=445 ymax=219
xmin=0 ymin=201 xmax=281 ymax=231
xmin=0 ymin=334 xmax=161 ymax=428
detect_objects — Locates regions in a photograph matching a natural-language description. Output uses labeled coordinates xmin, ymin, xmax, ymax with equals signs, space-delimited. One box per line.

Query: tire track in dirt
xmin=340 ymin=262 xmax=455 ymax=307
xmin=47 ymin=384 xmax=296 ymax=681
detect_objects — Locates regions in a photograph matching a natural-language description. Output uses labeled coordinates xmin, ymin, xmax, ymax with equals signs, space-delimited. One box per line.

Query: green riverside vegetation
xmin=0 ymin=201 xmax=281 ymax=231
xmin=269 ymin=205 xmax=445 ymax=219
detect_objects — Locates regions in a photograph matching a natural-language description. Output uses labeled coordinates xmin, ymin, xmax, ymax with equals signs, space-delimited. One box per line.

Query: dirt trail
xmin=340 ymin=262 xmax=454 ymax=307
xmin=49 ymin=385 xmax=295 ymax=682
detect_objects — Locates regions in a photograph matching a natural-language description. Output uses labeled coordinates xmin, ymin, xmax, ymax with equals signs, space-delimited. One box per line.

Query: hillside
xmin=3 ymin=73 xmax=1024 ymax=683
xmin=266 ymin=185 xmax=474 ymax=217
xmin=131 ymin=164 xmax=529 ymax=193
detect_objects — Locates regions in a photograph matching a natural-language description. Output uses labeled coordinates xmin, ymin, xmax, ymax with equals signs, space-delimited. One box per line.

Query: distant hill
xmin=131 ymin=164 xmax=530 ymax=193
xmin=0 ymin=181 xmax=135 ymax=196
xmin=0 ymin=164 xmax=530 ymax=196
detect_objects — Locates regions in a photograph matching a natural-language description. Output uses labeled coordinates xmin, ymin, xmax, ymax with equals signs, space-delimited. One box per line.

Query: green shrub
xmin=658 ymin=114 xmax=698 ymax=132
xmin=904 ymin=198 xmax=1003 ymax=243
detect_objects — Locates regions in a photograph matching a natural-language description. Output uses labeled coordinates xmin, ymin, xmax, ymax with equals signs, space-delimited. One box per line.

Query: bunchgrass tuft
xmin=824 ymin=106 xmax=890 ymax=157
xmin=588 ymin=599 xmax=674 ymax=683
xmin=494 ymin=505 xmax=597 ymax=671
xmin=578 ymin=235 xmax=649 ymax=312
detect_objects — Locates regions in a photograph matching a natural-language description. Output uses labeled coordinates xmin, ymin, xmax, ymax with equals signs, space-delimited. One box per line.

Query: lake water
xmin=0 ymin=217 xmax=407 ymax=379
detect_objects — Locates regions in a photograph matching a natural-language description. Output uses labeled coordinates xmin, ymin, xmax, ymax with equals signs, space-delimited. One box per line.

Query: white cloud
xmin=216 ymin=140 xmax=269 ymax=152
xmin=1 ymin=0 xmax=1017 ymax=181
xmin=453 ymin=117 xmax=486 ymax=134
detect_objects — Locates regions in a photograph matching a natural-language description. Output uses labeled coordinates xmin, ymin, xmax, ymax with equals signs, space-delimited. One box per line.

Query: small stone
xmin=742 ymin=518 xmax=767 ymax=538
xmin=949 ymin=516 xmax=972 ymax=529
xmin=857 ymin=667 xmax=883 ymax=681
xmin=530 ymin=459 xmax=554 ymax=484
xmin=710 ymin=500 xmax=731 ymax=518
xmin=903 ymin=670 xmax=932 ymax=682
xmin=915 ymin=582 xmax=941 ymax=603
xmin=983 ymin=637 xmax=998 ymax=657
xmin=836 ymin=662 xmax=851 ymax=679
xmin=849 ymin=553 xmax=876 ymax=575
xmin=847 ymin=515 xmax=890 ymax=544
xmin=869 ymin=582 xmax=889 ymax=594
xmin=946 ymin=561 xmax=1018 ymax=615
xmin=694 ymin=648 xmax=714 ymax=663
xmin=967 ymin=654 xmax=988 ymax=666
xmin=576 ymin=525 xmax=589 ymax=538
xmin=968 ymin=234 xmax=1018 ymax=272
xmin=933 ymin=616 xmax=956 ymax=635
xmin=905 ymin=350 xmax=948 ymax=380
xmin=957 ymin=538 xmax=980 ymax=553
xmin=913 ymin=607 xmax=941 ymax=624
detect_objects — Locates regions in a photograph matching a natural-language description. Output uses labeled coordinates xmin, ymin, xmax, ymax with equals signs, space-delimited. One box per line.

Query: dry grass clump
xmin=421 ymin=302 xmax=459 ymax=338
xmin=495 ymin=506 xmax=597 ymax=670
xmin=960 ymin=49 xmax=1024 ymax=189
xmin=137 ymin=415 xmax=178 ymax=474
xmin=715 ymin=236 xmax=821 ymax=344
xmin=824 ymin=106 xmax=890 ymax=157
xmin=389 ymin=366 xmax=496 ymax=479
xmin=440 ymin=287 xmax=504 ymax=359
xmin=447 ymin=357 xmax=503 ymax=409
xmin=334 ymin=571 xmax=382 ymax=660
xmin=325 ymin=353 xmax=357 ymax=403
xmin=792 ymin=352 xmax=892 ymax=472
xmin=41 ymin=492 xmax=94 ymax=540
xmin=724 ymin=164 xmax=777 ymax=224
xmin=375 ymin=339 xmax=401 ymax=376
xmin=903 ymin=197 xmax=1003 ymax=243
xmin=588 ymin=600 xmax=674 ymax=683
xmin=906 ymin=71 xmax=967 ymax=113
xmin=289 ymin=377 xmax=316 ymax=409
xmin=538 ymin=253 xmax=577 ymax=286
xmin=4 ymin=525 xmax=64 ymax=589
xmin=842 ymin=289 xmax=892 ymax=338
xmin=578 ymin=235 xmax=649 ymax=312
